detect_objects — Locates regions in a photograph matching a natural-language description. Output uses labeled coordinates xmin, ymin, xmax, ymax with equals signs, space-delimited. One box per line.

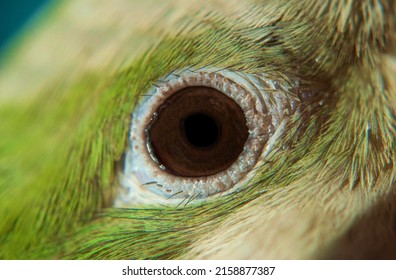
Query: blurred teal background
xmin=0 ymin=0 xmax=51 ymax=52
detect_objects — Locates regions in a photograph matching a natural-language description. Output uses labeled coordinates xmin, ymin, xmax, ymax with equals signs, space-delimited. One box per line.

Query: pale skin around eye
xmin=0 ymin=0 xmax=395 ymax=260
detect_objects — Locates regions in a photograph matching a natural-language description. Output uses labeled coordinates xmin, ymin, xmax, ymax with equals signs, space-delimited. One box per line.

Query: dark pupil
xmin=147 ymin=86 xmax=249 ymax=177
xmin=183 ymin=113 xmax=219 ymax=147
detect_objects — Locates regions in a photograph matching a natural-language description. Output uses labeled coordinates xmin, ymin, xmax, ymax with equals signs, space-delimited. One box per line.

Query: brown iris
xmin=146 ymin=86 xmax=249 ymax=177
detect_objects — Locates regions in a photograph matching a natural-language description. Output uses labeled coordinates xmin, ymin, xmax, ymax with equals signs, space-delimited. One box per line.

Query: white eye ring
xmin=116 ymin=68 xmax=298 ymax=205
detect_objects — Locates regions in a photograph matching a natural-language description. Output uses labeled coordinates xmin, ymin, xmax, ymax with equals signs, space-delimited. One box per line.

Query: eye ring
xmin=120 ymin=68 xmax=298 ymax=202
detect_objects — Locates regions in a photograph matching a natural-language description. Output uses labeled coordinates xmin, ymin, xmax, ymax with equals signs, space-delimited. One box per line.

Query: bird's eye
xmin=147 ymin=85 xmax=249 ymax=177
xmin=117 ymin=68 xmax=299 ymax=204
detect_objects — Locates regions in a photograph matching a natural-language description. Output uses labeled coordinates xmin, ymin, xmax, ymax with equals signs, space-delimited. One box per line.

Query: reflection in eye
xmin=117 ymin=68 xmax=299 ymax=204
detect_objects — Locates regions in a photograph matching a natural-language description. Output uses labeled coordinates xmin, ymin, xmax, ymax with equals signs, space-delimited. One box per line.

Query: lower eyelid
xmin=114 ymin=68 xmax=300 ymax=207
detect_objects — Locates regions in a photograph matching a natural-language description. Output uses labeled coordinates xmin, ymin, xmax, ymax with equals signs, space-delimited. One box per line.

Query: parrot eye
xmin=118 ymin=68 xmax=299 ymax=204
xmin=146 ymin=85 xmax=249 ymax=177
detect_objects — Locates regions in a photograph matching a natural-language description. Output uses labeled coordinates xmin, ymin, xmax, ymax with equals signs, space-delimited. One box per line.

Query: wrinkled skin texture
xmin=0 ymin=0 xmax=395 ymax=259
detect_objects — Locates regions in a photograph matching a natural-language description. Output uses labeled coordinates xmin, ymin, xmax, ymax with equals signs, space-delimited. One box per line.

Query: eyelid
xmin=115 ymin=68 xmax=299 ymax=206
